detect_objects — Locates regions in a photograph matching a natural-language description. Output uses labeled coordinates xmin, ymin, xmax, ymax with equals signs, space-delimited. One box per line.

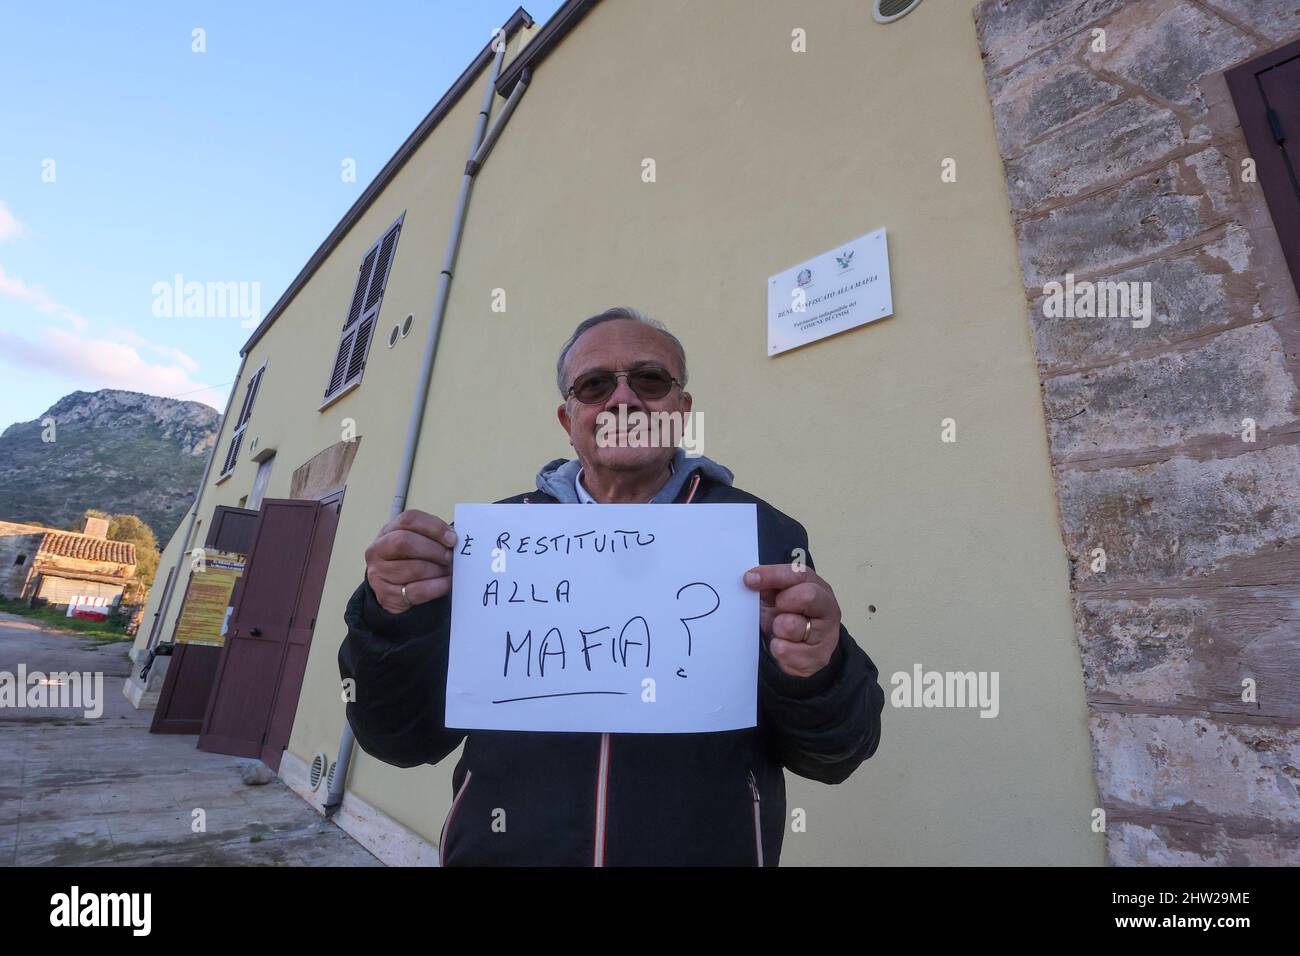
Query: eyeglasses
xmin=565 ymin=366 xmax=683 ymax=404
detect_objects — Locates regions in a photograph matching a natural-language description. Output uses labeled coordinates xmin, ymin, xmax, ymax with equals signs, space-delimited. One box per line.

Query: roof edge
xmin=239 ymin=6 xmax=536 ymax=357
xmin=496 ymin=0 xmax=600 ymax=96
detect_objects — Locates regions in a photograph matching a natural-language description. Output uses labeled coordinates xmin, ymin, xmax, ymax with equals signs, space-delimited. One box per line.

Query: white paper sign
xmin=446 ymin=503 xmax=759 ymax=734
xmin=768 ymin=227 xmax=893 ymax=355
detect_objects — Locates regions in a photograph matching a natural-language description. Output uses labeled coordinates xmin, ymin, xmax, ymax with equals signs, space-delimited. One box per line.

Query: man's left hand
xmin=743 ymin=564 xmax=841 ymax=679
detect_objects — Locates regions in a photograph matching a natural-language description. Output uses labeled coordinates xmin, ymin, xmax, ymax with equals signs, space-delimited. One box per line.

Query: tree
xmin=73 ymin=508 xmax=161 ymax=603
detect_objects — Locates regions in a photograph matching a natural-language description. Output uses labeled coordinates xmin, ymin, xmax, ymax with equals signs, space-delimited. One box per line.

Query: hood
xmin=535 ymin=447 xmax=734 ymax=503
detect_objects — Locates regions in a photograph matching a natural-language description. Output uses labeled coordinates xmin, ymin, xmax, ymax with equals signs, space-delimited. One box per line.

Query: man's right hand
xmin=365 ymin=510 xmax=458 ymax=614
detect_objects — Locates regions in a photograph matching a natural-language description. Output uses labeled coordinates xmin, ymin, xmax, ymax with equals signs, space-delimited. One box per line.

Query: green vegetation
xmin=0 ymin=596 xmax=132 ymax=641
xmin=71 ymin=508 xmax=161 ymax=603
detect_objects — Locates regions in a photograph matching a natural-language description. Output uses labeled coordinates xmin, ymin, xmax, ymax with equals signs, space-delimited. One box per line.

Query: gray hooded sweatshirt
xmin=534 ymin=447 xmax=735 ymax=504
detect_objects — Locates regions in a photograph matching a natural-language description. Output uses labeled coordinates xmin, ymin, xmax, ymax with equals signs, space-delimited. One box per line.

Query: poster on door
xmin=173 ymin=551 xmax=246 ymax=647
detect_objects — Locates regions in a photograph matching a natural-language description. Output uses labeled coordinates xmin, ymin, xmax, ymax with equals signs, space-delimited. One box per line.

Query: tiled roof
xmin=38 ymin=532 xmax=136 ymax=565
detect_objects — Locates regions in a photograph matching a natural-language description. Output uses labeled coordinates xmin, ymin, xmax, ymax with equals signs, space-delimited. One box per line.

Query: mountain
xmin=0 ymin=389 xmax=220 ymax=543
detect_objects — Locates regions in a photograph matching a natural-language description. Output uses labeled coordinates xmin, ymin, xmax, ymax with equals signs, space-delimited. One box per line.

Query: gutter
xmin=325 ymin=33 xmax=534 ymax=818
xmin=238 ymin=7 xmax=536 ymax=358
xmin=496 ymin=0 xmax=599 ymax=97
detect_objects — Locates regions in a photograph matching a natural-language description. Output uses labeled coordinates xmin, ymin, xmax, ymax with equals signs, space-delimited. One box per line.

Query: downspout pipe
xmin=325 ymin=42 xmax=531 ymax=818
xmin=147 ymin=353 xmax=249 ymax=654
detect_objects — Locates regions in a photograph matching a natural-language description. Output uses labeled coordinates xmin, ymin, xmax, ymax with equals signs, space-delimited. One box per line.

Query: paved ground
xmin=0 ymin=613 xmax=382 ymax=866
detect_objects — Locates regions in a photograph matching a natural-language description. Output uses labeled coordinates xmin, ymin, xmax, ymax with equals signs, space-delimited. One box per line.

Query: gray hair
xmin=555 ymin=306 xmax=689 ymax=395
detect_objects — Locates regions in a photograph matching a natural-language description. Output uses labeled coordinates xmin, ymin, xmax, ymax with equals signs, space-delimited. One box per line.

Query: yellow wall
xmin=152 ymin=1 xmax=1101 ymax=864
xmin=132 ymin=510 xmax=196 ymax=655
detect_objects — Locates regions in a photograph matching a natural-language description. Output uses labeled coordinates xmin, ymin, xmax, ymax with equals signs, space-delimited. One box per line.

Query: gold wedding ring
xmin=803 ymin=618 xmax=812 ymax=641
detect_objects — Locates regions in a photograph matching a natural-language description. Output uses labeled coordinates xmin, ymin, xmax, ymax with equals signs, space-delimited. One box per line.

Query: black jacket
xmin=338 ymin=475 xmax=885 ymax=865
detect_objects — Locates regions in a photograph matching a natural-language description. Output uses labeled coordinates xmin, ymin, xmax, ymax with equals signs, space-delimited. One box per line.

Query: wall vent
xmin=310 ymin=751 xmax=329 ymax=790
xmin=873 ymin=0 xmax=922 ymax=23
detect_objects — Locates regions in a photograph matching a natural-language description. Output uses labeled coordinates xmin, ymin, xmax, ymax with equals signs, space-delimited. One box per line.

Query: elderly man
xmin=339 ymin=306 xmax=884 ymax=866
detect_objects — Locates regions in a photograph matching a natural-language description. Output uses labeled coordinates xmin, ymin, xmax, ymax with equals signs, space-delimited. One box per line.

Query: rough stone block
xmin=1092 ymin=713 xmax=1300 ymax=824
xmin=1027 ymin=226 xmax=1269 ymax=371
xmin=1005 ymin=97 xmax=1187 ymax=211
xmin=1016 ymin=160 xmax=1210 ymax=288
xmin=986 ymin=37 xmax=1123 ymax=156
xmin=1109 ymin=820 xmax=1300 ymax=865
xmin=1075 ymin=585 xmax=1300 ymax=721
xmin=1201 ymin=0 xmax=1300 ymax=42
xmin=1086 ymin=0 xmax=1259 ymax=117
xmin=975 ymin=0 xmax=1132 ymax=76
xmin=1056 ymin=443 xmax=1300 ymax=584
xmin=1042 ymin=322 xmax=1295 ymax=461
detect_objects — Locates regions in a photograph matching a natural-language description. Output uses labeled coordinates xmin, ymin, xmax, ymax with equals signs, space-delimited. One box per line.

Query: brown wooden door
xmin=197 ymin=499 xmax=320 ymax=758
xmin=205 ymin=505 xmax=260 ymax=554
xmin=150 ymin=642 xmax=222 ymax=734
xmin=259 ymin=494 xmax=342 ymax=770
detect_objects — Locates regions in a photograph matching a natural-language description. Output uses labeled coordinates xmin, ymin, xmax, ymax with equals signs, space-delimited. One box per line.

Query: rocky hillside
xmin=0 ymin=390 xmax=220 ymax=543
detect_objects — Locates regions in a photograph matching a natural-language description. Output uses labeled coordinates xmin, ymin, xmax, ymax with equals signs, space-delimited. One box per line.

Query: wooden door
xmin=150 ymin=505 xmax=259 ymax=734
xmin=259 ymin=493 xmax=342 ymax=771
xmin=197 ymin=499 xmax=320 ymax=758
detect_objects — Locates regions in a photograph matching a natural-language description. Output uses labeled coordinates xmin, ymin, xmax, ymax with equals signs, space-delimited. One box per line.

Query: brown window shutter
xmin=346 ymin=314 xmax=375 ymax=381
xmin=239 ymin=366 xmax=265 ymax=427
xmin=323 ymin=213 xmax=404 ymax=400
xmin=246 ymin=367 xmax=264 ymax=420
xmin=221 ymin=428 xmax=244 ymax=477
xmin=326 ymin=328 xmax=358 ymax=398
xmin=345 ymin=248 xmax=379 ymax=330
xmin=218 ymin=364 xmax=265 ymax=479
xmin=364 ymin=225 xmax=401 ymax=313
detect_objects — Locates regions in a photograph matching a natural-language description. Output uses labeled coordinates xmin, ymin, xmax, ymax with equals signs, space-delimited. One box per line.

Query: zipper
xmin=593 ymin=732 xmax=610 ymax=866
xmin=438 ymin=770 xmax=473 ymax=867
xmin=534 ymin=474 xmax=699 ymax=867
xmin=747 ymin=769 xmax=764 ymax=867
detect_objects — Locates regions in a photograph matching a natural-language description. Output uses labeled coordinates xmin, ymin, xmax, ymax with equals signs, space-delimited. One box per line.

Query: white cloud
xmin=112 ymin=327 xmax=201 ymax=373
xmin=0 ymin=201 xmax=22 ymax=242
xmin=0 ymin=327 xmax=226 ymax=410
xmin=0 ymin=265 xmax=89 ymax=332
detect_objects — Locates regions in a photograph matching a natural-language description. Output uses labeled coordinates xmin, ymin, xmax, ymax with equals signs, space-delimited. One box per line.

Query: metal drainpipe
xmin=147 ymin=353 xmax=248 ymax=654
xmin=324 ymin=41 xmax=532 ymax=817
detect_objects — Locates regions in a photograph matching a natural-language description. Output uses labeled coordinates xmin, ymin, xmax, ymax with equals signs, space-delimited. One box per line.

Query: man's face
xmin=557 ymin=319 xmax=693 ymax=476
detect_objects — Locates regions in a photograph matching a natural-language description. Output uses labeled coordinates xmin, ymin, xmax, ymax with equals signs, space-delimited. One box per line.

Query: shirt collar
xmin=575 ymin=460 xmax=675 ymax=504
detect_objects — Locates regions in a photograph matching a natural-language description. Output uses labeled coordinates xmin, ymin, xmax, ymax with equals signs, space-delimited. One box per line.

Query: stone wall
xmin=0 ymin=521 xmax=46 ymax=599
xmin=975 ymin=0 xmax=1300 ymax=864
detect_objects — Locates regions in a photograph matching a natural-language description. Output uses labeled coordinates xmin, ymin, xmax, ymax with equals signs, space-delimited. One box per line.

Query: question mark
xmin=675 ymin=582 xmax=720 ymax=657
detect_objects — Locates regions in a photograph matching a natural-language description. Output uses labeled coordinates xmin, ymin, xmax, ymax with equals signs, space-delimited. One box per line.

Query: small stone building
xmin=0 ymin=516 xmax=137 ymax=607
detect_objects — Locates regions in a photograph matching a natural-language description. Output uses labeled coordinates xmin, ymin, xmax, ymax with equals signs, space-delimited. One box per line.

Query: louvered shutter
xmin=323 ymin=214 xmax=403 ymax=401
xmin=240 ymin=366 xmax=264 ymax=426
xmin=217 ymin=364 xmax=264 ymax=480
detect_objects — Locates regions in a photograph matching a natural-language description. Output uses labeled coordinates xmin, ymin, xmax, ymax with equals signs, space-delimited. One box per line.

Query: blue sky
xmin=0 ymin=0 xmax=563 ymax=427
